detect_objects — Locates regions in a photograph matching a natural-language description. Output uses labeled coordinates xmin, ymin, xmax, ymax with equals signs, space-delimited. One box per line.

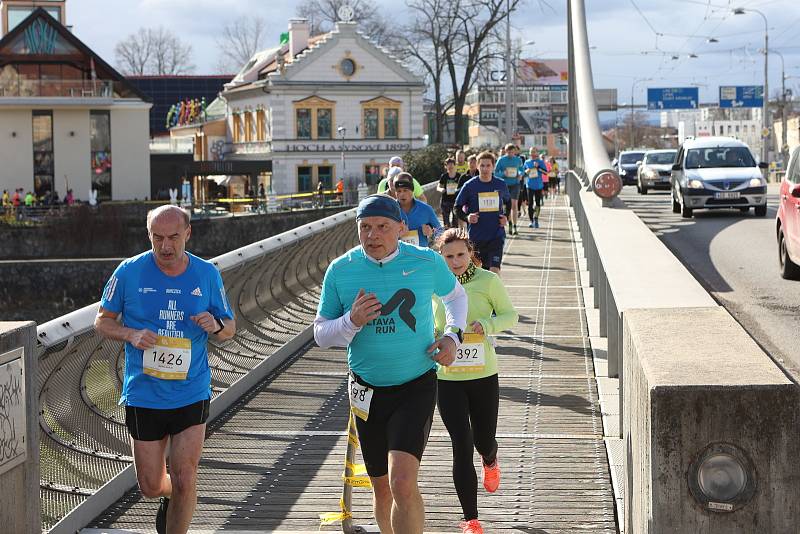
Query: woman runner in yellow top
xmin=432 ymin=228 xmax=518 ymax=534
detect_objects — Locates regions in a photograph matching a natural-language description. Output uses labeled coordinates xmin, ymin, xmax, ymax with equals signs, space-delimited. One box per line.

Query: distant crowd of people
xmin=1 ymin=187 xmax=75 ymax=219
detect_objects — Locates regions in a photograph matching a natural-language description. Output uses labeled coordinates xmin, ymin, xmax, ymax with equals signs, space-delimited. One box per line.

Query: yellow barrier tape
xmin=347 ymin=431 xmax=359 ymax=448
xmin=343 ymin=475 xmax=373 ymax=488
xmin=319 ymin=497 xmax=352 ymax=525
xmin=346 ymin=461 xmax=367 ymax=476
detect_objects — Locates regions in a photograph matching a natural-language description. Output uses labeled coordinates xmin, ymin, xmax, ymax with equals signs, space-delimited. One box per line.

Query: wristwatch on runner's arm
xmin=213 ymin=317 xmax=225 ymax=335
xmin=444 ymin=326 xmax=464 ymax=344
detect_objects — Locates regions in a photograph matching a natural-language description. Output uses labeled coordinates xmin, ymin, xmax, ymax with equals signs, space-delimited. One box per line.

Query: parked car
xmin=670 ymin=136 xmax=768 ymax=218
xmin=637 ymin=149 xmax=677 ymax=194
xmin=776 ymin=145 xmax=800 ymax=280
xmin=615 ymin=150 xmax=646 ymax=185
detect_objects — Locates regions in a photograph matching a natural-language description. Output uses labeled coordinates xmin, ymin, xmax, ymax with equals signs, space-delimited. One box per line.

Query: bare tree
xmin=115 ymin=27 xmax=194 ymax=75
xmin=296 ymin=0 xmax=395 ymax=47
xmin=215 ymin=16 xmax=267 ymax=74
xmin=398 ymin=0 xmax=454 ymax=144
xmin=444 ymin=0 xmax=522 ymax=145
xmin=114 ymin=28 xmax=153 ymax=76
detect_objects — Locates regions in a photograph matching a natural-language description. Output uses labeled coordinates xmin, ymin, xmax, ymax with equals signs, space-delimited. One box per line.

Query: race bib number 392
xmin=143 ymin=336 xmax=191 ymax=380
xmin=447 ymin=333 xmax=486 ymax=373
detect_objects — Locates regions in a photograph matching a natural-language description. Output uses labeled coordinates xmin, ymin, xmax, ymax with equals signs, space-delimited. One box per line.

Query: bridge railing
xmin=566 ymin=0 xmax=800 ymax=531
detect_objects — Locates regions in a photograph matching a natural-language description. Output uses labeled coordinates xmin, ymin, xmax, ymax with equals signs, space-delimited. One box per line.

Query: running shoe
xmin=534 ymin=219 xmax=539 ymax=229
xmin=156 ymin=496 xmax=169 ymax=534
xmin=460 ymin=519 xmax=484 ymax=534
xmin=528 ymin=222 xmax=534 ymax=228
xmin=483 ymin=459 xmax=500 ymax=492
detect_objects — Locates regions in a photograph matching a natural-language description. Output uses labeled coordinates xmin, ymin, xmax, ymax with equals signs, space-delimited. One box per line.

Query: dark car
xmin=615 ymin=150 xmax=646 ymax=185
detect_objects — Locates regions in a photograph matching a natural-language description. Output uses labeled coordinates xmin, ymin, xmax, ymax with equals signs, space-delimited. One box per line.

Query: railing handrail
xmin=35 ymin=206 xmax=359 ymax=348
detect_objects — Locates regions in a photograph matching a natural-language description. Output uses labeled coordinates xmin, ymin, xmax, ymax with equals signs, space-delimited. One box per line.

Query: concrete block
xmin=0 ymin=322 xmax=40 ymax=534
xmin=623 ymin=308 xmax=800 ymax=534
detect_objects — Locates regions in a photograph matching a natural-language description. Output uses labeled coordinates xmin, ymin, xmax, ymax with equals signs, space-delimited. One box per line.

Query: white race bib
xmin=447 ymin=333 xmax=486 ymax=373
xmin=446 ymin=182 xmax=457 ymax=195
xmin=400 ymin=230 xmax=420 ymax=246
xmin=143 ymin=336 xmax=191 ymax=380
xmin=478 ymin=192 xmax=500 ymax=212
xmin=504 ymin=167 xmax=518 ymax=179
xmin=348 ymin=375 xmax=374 ymax=421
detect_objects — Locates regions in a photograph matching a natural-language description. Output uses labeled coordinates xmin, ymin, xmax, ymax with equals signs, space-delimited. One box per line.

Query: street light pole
xmin=504 ymin=0 xmax=512 ymax=142
xmin=769 ymin=49 xmax=788 ymax=169
xmin=734 ymin=8 xmax=769 ymax=169
xmin=630 ymin=78 xmax=652 ymax=148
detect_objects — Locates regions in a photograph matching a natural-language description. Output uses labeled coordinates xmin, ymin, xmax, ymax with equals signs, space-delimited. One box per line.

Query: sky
xmin=65 ymin=0 xmax=800 ymax=110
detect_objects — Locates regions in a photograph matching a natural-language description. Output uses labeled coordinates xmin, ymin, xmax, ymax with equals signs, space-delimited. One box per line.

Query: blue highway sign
xmin=647 ymin=87 xmax=699 ymax=110
xmin=719 ymin=85 xmax=763 ymax=108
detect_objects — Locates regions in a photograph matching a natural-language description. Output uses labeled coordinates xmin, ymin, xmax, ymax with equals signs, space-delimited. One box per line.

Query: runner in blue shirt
xmin=95 ymin=205 xmax=235 ymax=534
xmin=314 ymin=194 xmax=467 ymax=534
xmin=394 ymin=172 xmax=441 ymax=247
xmin=493 ymin=144 xmax=524 ymax=235
xmin=454 ymin=151 xmax=511 ymax=273
xmin=523 ymin=147 xmax=547 ymax=229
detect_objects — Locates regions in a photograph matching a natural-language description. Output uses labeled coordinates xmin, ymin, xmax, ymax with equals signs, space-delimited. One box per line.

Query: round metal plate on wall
xmin=340 ymin=58 xmax=356 ymax=77
xmin=592 ymin=170 xmax=622 ymax=199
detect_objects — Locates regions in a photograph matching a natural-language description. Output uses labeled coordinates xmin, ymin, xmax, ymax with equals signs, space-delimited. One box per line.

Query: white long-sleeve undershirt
xmin=313 ymin=280 xmax=468 ymax=349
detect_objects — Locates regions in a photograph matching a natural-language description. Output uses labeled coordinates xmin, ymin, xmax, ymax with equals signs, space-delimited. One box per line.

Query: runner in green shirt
xmin=432 ymin=228 xmax=518 ymax=534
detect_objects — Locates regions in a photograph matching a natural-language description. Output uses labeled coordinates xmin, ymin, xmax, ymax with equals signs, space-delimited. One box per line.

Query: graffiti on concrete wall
xmin=0 ymin=349 xmax=26 ymax=475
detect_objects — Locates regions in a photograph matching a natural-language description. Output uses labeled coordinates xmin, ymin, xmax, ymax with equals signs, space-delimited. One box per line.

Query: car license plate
xmin=714 ymin=192 xmax=740 ymax=200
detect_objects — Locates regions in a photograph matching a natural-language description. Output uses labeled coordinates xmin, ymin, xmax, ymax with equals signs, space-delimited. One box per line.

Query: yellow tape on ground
xmin=319 ymin=497 xmax=352 ymax=525
xmin=343 ymin=475 xmax=372 ymax=488
xmin=346 ymin=461 xmax=367 ymax=476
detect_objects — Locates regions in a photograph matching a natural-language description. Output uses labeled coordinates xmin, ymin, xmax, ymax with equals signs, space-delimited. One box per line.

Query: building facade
xmin=462 ymin=59 xmax=570 ymax=155
xmin=0 ymin=6 xmax=151 ymax=201
xmin=217 ymin=18 xmax=426 ymax=195
xmin=662 ymin=107 xmax=764 ymax=157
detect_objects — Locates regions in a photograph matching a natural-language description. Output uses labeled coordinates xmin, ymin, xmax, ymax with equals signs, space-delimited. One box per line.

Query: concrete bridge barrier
xmin=567 ymin=171 xmax=800 ymax=529
xmin=623 ymin=307 xmax=800 ymax=533
xmin=0 ymin=322 xmax=40 ymax=534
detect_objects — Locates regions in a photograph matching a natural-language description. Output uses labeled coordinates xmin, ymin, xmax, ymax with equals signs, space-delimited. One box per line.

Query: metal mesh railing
xmin=36 ymin=211 xmax=360 ymax=531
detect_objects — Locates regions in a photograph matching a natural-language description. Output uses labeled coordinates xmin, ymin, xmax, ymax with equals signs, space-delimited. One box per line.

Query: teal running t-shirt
xmin=100 ymin=251 xmax=234 ymax=409
xmin=317 ymin=242 xmax=457 ymax=386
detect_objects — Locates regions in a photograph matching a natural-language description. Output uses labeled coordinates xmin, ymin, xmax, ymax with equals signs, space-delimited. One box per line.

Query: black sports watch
xmin=445 ymin=326 xmax=464 ymax=343
xmin=212 ymin=317 xmax=225 ymax=335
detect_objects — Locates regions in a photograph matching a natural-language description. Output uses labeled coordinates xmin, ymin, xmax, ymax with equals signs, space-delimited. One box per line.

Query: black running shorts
xmin=125 ymin=398 xmax=210 ymax=441
xmin=474 ymin=237 xmax=505 ymax=270
xmin=352 ymin=369 xmax=437 ymax=477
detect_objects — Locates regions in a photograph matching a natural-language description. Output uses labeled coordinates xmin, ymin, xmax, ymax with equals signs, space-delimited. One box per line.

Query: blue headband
xmin=356 ymin=194 xmax=403 ymax=222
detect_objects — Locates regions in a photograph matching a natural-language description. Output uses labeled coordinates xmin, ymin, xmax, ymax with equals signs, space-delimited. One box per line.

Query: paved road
xmin=619 ymin=183 xmax=800 ymax=380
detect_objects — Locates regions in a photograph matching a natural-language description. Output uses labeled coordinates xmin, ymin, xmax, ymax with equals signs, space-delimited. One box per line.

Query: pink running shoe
xmin=482 ymin=459 xmax=500 ymax=492
xmin=460 ymin=519 xmax=484 ymax=534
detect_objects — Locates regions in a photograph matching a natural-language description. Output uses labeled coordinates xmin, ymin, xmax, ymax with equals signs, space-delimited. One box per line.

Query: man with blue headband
xmin=314 ymin=194 xmax=468 ymax=534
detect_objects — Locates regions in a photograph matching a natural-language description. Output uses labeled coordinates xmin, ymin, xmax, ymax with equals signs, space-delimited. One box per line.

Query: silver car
xmin=637 ymin=149 xmax=676 ymax=194
xmin=670 ymin=136 xmax=768 ymax=218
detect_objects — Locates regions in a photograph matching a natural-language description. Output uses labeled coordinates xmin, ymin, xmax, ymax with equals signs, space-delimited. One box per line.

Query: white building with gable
xmin=219 ymin=18 xmax=426 ymax=195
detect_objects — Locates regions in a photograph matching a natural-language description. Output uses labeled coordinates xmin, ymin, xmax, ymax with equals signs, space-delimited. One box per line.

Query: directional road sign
xmin=719 ymin=85 xmax=763 ymax=108
xmin=647 ymin=87 xmax=699 ymax=110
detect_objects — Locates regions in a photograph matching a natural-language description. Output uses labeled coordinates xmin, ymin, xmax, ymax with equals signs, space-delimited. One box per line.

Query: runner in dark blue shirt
xmin=454 ymin=151 xmax=511 ymax=273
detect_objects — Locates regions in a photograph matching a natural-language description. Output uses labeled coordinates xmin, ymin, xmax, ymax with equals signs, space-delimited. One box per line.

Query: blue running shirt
xmin=400 ymin=199 xmax=441 ymax=247
xmin=524 ymin=158 xmax=547 ymax=190
xmin=317 ymin=242 xmax=457 ymax=386
xmin=100 ymin=251 xmax=234 ymax=409
xmin=494 ymin=155 xmax=524 ymax=187
xmin=454 ymin=176 xmax=511 ymax=242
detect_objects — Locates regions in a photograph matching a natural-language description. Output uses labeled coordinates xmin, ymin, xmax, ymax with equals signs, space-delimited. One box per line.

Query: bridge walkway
xmin=87 ymin=197 xmax=617 ymax=533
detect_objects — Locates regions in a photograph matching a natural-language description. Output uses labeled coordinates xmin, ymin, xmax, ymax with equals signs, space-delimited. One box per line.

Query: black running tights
xmin=437 ymin=374 xmax=499 ymax=520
